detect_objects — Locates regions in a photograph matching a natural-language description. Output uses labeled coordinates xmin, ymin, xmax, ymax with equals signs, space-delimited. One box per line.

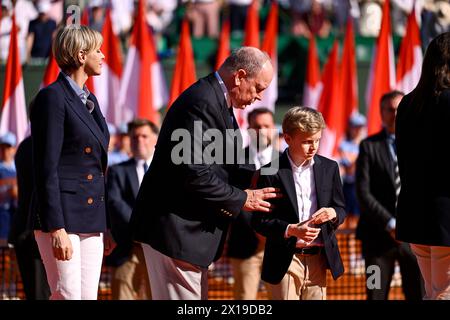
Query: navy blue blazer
xmin=252 ymin=151 xmax=346 ymax=284
xmin=30 ymin=73 xmax=110 ymax=233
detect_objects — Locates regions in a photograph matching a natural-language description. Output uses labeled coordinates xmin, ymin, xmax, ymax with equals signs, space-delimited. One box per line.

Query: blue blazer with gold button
xmin=30 ymin=73 xmax=110 ymax=233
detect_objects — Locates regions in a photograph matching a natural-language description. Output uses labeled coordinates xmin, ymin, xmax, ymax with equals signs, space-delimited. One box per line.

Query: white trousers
xmin=34 ymin=231 xmax=104 ymax=300
xmin=410 ymin=243 xmax=450 ymax=300
xmin=141 ymin=243 xmax=208 ymax=300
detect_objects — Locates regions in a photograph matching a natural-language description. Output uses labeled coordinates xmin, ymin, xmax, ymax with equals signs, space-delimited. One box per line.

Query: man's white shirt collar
xmin=214 ymin=71 xmax=232 ymax=108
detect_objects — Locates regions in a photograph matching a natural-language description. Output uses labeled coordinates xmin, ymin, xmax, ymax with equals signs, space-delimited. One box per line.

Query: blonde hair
xmin=53 ymin=25 xmax=103 ymax=72
xmin=282 ymin=106 xmax=326 ymax=135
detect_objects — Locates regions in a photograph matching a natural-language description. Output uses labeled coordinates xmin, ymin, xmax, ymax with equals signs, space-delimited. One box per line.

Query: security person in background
xmin=355 ymin=91 xmax=424 ymax=300
xmin=107 ymin=119 xmax=159 ymax=300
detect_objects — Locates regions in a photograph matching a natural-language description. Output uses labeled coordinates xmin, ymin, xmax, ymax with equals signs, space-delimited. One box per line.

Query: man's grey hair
xmin=221 ymin=47 xmax=270 ymax=78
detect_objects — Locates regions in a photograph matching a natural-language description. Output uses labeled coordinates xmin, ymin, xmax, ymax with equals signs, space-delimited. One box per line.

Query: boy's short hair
xmin=282 ymin=106 xmax=326 ymax=135
xmin=53 ymin=25 xmax=103 ymax=72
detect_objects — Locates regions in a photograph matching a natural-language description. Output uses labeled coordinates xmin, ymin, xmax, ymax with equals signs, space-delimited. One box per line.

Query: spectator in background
xmin=13 ymin=0 xmax=38 ymax=61
xmin=107 ymin=123 xmax=130 ymax=167
xmin=391 ymin=0 xmax=416 ymax=36
xmin=110 ymin=0 xmax=134 ymax=38
xmin=338 ymin=112 xmax=366 ymax=227
xmin=338 ymin=112 xmax=366 ymax=275
xmin=331 ymin=0 xmax=360 ymax=35
xmin=290 ymin=0 xmax=331 ymax=38
xmin=227 ymin=0 xmax=254 ymax=35
xmin=117 ymin=123 xmax=132 ymax=158
xmin=185 ymin=0 xmax=220 ymax=38
xmin=45 ymin=0 xmax=64 ymax=26
xmin=8 ymin=134 xmax=50 ymax=300
xmin=0 ymin=132 xmax=17 ymax=247
xmin=0 ymin=0 xmax=33 ymax=63
xmin=107 ymin=119 xmax=158 ymax=300
xmin=227 ymin=108 xmax=280 ymax=300
xmin=395 ymin=32 xmax=450 ymax=300
xmin=146 ymin=0 xmax=177 ymax=45
xmin=26 ymin=1 xmax=57 ymax=61
xmin=87 ymin=0 xmax=105 ymax=33
xmin=355 ymin=91 xmax=424 ymax=300
xmin=358 ymin=0 xmax=382 ymax=37
xmin=0 ymin=0 xmax=13 ymax=62
xmin=421 ymin=1 xmax=450 ymax=46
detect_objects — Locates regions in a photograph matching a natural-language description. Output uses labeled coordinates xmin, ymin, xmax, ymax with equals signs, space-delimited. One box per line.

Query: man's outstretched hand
xmin=243 ymin=187 xmax=282 ymax=212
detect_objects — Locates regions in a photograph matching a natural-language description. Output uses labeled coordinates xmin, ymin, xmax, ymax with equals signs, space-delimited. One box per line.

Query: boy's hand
xmin=287 ymin=220 xmax=321 ymax=243
xmin=311 ymin=207 xmax=337 ymax=225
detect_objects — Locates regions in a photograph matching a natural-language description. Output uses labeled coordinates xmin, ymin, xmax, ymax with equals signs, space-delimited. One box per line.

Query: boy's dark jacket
xmin=252 ymin=151 xmax=346 ymax=284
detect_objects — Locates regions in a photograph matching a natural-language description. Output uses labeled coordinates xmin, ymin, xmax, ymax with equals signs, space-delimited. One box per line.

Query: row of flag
xmin=0 ymin=0 xmax=424 ymax=154
xmin=304 ymin=0 xmax=423 ymax=158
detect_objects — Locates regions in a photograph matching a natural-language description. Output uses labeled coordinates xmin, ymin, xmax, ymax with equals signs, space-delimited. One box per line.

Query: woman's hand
xmin=50 ymin=228 xmax=73 ymax=261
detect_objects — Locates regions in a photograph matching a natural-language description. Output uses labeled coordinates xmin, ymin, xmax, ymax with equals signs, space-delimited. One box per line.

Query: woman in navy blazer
xmin=30 ymin=25 xmax=114 ymax=300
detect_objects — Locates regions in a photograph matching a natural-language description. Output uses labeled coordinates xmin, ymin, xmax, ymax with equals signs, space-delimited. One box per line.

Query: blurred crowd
xmin=1 ymin=0 xmax=449 ymax=64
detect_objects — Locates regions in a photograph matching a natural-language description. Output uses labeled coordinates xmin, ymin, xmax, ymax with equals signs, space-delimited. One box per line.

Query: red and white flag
xmin=340 ymin=18 xmax=359 ymax=122
xmin=365 ymin=0 xmax=395 ymax=135
xmin=396 ymin=8 xmax=423 ymax=94
xmin=244 ymin=0 xmax=260 ymax=48
xmin=40 ymin=50 xmax=60 ymax=88
xmin=93 ymin=9 xmax=123 ymax=126
xmin=0 ymin=15 xmax=28 ymax=144
xmin=81 ymin=5 xmax=89 ymax=26
xmin=233 ymin=0 xmax=261 ymax=129
xmin=317 ymin=41 xmax=344 ymax=159
xmin=167 ymin=18 xmax=196 ymax=109
xmin=215 ymin=18 xmax=230 ymax=70
xmin=303 ymin=35 xmax=322 ymax=110
xmin=118 ymin=0 xmax=168 ymax=124
xmin=252 ymin=1 xmax=278 ymax=111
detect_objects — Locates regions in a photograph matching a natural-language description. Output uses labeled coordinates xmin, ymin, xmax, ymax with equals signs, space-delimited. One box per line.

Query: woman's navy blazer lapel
xmin=57 ymin=73 xmax=109 ymax=153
